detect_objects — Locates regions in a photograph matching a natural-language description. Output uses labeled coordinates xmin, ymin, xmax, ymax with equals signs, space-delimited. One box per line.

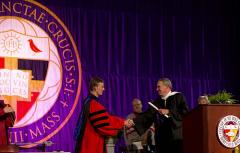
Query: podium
xmin=0 ymin=145 xmax=18 ymax=152
xmin=183 ymin=104 xmax=240 ymax=153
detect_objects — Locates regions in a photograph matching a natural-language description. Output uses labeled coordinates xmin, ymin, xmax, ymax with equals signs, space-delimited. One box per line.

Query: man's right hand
xmin=124 ymin=119 xmax=135 ymax=128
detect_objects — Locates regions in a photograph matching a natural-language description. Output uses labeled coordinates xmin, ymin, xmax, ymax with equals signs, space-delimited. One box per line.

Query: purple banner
xmin=0 ymin=0 xmax=81 ymax=148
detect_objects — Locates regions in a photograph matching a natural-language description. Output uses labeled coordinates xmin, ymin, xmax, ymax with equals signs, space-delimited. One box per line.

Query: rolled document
xmin=148 ymin=102 xmax=169 ymax=118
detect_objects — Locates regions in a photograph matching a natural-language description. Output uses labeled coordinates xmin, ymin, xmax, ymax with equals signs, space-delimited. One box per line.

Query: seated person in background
xmin=0 ymin=100 xmax=15 ymax=145
xmin=124 ymin=98 xmax=155 ymax=153
xmin=198 ymin=96 xmax=209 ymax=105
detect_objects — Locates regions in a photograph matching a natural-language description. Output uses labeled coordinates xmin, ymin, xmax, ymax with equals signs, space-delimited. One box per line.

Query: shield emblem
xmin=223 ymin=122 xmax=239 ymax=142
xmin=0 ymin=30 xmax=50 ymax=124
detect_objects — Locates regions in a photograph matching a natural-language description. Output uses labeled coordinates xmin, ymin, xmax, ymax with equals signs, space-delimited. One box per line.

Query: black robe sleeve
xmin=168 ymin=93 xmax=189 ymax=129
xmin=133 ymin=106 xmax=156 ymax=135
xmin=133 ymin=93 xmax=189 ymax=136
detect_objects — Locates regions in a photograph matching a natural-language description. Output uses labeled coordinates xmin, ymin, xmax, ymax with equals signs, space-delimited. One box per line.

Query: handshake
xmin=124 ymin=119 xmax=135 ymax=128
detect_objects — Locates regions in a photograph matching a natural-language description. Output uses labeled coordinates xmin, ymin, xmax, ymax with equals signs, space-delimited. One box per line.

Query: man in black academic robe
xmin=133 ymin=78 xmax=189 ymax=153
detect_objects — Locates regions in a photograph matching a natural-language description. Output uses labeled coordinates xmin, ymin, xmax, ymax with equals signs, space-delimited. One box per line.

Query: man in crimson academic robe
xmin=0 ymin=100 xmax=15 ymax=145
xmin=132 ymin=78 xmax=189 ymax=153
xmin=74 ymin=77 xmax=133 ymax=153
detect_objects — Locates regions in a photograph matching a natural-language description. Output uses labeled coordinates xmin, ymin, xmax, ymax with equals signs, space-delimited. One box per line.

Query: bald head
xmin=198 ymin=96 xmax=209 ymax=105
xmin=132 ymin=98 xmax=142 ymax=113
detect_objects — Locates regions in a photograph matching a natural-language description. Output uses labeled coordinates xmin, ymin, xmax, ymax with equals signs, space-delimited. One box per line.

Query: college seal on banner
xmin=0 ymin=0 xmax=81 ymax=147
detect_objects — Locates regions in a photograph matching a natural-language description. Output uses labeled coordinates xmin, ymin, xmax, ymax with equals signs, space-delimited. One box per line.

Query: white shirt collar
xmin=161 ymin=91 xmax=179 ymax=100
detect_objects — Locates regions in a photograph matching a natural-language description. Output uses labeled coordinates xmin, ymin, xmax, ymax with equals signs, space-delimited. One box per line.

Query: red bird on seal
xmin=28 ymin=39 xmax=42 ymax=53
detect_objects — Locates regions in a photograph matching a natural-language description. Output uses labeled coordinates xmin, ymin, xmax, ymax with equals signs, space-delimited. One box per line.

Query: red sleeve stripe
xmin=91 ymin=116 xmax=109 ymax=124
xmin=89 ymin=109 xmax=106 ymax=117
xmin=94 ymin=123 xmax=110 ymax=129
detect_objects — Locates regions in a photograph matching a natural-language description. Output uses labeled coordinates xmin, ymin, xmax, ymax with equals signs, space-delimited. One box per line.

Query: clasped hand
xmin=158 ymin=109 xmax=169 ymax=115
xmin=124 ymin=119 xmax=135 ymax=128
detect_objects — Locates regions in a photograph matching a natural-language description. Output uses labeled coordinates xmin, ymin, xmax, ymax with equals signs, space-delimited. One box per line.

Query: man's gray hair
xmin=158 ymin=78 xmax=172 ymax=89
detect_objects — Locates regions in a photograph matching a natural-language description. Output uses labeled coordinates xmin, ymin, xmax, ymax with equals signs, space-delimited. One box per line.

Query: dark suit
xmin=133 ymin=92 xmax=189 ymax=153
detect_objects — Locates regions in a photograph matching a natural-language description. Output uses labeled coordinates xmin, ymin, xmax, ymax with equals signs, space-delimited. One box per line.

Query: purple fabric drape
xmin=2 ymin=0 xmax=238 ymax=152
xmin=43 ymin=6 xmax=234 ymax=152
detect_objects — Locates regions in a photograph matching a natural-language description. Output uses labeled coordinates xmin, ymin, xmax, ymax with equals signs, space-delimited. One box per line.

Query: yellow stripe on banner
xmin=4 ymin=57 xmax=18 ymax=69
xmin=30 ymin=80 xmax=45 ymax=92
xmin=1 ymin=96 xmax=18 ymax=115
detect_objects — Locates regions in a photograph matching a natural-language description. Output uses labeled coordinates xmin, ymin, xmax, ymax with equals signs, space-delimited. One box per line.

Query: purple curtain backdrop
xmin=46 ymin=5 xmax=239 ymax=153
xmin=46 ymin=8 xmax=234 ymax=152
xmin=5 ymin=0 xmax=239 ymax=152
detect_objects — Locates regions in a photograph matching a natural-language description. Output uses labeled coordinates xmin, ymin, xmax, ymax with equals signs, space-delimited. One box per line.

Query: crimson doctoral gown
xmin=74 ymin=95 xmax=124 ymax=153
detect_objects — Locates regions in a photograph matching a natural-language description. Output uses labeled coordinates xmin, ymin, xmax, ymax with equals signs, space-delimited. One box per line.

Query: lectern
xmin=0 ymin=145 xmax=18 ymax=152
xmin=183 ymin=104 xmax=240 ymax=153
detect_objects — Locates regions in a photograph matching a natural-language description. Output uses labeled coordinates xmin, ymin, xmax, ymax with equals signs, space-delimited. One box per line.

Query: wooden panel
xmin=205 ymin=105 xmax=240 ymax=153
xmin=0 ymin=145 xmax=19 ymax=152
xmin=183 ymin=104 xmax=240 ymax=153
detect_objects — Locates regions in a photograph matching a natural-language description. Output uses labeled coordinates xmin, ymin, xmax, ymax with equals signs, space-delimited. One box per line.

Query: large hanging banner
xmin=0 ymin=0 xmax=81 ymax=147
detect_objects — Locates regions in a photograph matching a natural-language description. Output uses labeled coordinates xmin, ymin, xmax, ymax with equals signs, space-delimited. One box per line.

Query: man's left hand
xmin=158 ymin=109 xmax=169 ymax=115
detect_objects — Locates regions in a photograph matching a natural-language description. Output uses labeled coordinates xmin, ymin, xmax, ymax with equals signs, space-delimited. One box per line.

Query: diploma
xmin=148 ymin=102 xmax=169 ymax=118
